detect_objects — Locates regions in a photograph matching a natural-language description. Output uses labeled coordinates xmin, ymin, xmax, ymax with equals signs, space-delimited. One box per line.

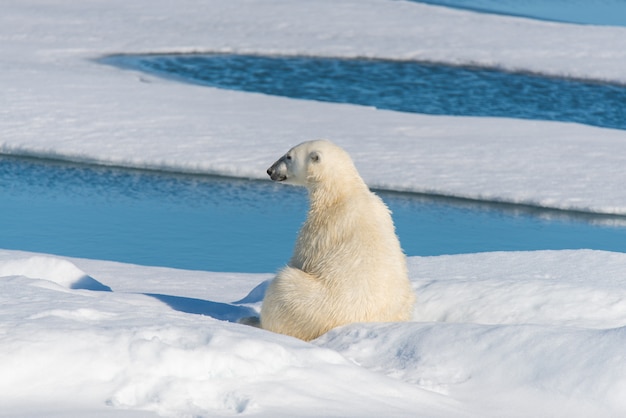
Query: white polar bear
xmin=261 ymin=139 xmax=415 ymax=341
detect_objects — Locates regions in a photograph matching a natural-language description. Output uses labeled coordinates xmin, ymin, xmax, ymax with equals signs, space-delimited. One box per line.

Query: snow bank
xmin=2 ymin=0 xmax=626 ymax=214
xmin=0 ymin=250 xmax=460 ymax=417
xmin=319 ymin=322 xmax=626 ymax=417
xmin=0 ymin=255 xmax=111 ymax=291
xmin=2 ymin=249 xmax=626 ymax=417
xmin=410 ymin=250 xmax=626 ymax=329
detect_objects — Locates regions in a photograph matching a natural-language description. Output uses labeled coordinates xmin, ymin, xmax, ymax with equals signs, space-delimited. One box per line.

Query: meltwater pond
xmin=1 ymin=156 xmax=626 ymax=273
xmin=105 ymin=54 xmax=626 ymax=131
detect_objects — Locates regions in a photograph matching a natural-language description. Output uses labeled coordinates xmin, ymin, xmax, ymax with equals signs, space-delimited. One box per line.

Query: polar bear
xmin=261 ymin=139 xmax=415 ymax=341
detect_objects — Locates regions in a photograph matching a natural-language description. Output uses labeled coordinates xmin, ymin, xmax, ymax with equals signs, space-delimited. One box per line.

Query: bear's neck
xmin=307 ymin=175 xmax=368 ymax=211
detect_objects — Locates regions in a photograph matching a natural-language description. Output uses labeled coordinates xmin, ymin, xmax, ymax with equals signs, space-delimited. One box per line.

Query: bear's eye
xmin=285 ymin=155 xmax=292 ymax=161
xmin=310 ymin=152 xmax=320 ymax=163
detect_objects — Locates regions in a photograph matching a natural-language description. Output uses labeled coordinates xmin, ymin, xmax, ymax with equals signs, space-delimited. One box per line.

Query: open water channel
xmin=1 ymin=153 xmax=625 ymax=272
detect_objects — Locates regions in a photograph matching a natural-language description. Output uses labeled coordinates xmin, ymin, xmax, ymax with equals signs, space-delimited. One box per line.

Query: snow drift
xmin=1 ymin=250 xmax=626 ymax=417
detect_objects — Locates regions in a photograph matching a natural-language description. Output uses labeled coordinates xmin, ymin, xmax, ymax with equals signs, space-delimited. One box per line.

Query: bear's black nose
xmin=267 ymin=167 xmax=273 ymax=177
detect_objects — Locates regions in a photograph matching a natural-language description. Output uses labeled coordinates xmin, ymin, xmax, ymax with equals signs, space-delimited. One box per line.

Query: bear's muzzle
xmin=267 ymin=159 xmax=287 ymax=182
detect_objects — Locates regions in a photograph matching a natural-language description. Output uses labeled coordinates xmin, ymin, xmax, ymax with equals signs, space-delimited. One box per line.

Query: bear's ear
xmin=309 ymin=151 xmax=321 ymax=163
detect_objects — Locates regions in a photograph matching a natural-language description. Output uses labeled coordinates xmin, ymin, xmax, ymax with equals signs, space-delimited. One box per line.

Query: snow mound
xmin=411 ymin=250 xmax=626 ymax=329
xmin=0 ymin=255 xmax=111 ymax=291
xmin=0 ymin=252 xmax=457 ymax=417
xmin=317 ymin=322 xmax=626 ymax=417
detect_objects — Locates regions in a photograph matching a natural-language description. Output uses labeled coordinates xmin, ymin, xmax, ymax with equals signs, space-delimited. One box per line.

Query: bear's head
xmin=267 ymin=140 xmax=360 ymax=190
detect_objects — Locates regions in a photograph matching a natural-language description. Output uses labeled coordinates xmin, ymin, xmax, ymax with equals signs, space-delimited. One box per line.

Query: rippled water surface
xmin=2 ymin=156 xmax=625 ymax=272
xmin=106 ymin=54 xmax=626 ymax=131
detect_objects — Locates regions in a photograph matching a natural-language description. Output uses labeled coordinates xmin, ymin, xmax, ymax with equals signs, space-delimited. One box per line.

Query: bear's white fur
xmin=261 ymin=140 xmax=415 ymax=341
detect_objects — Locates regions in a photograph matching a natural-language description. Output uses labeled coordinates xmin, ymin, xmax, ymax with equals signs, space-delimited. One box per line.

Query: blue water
xmin=415 ymin=0 xmax=626 ymax=27
xmin=105 ymin=54 xmax=626 ymax=131
xmin=1 ymin=156 xmax=625 ymax=272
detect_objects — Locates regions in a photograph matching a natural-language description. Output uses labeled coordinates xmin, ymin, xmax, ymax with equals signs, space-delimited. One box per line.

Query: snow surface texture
xmin=3 ymin=0 xmax=626 ymax=416
xmin=1 ymin=249 xmax=626 ymax=417
xmin=2 ymin=0 xmax=626 ymax=213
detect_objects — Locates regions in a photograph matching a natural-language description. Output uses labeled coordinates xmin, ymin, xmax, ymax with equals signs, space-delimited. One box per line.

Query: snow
xmin=2 ymin=0 xmax=626 ymax=416
xmin=2 ymin=249 xmax=626 ymax=417
xmin=2 ymin=0 xmax=626 ymax=213
xmin=0 ymin=250 xmax=462 ymax=418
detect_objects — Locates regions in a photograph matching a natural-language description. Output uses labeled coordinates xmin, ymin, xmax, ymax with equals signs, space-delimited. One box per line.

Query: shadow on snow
xmin=143 ymin=280 xmax=269 ymax=323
